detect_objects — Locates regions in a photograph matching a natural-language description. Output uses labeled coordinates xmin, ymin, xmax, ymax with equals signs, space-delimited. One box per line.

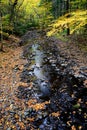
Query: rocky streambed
xmin=15 ymin=41 xmax=87 ymax=130
xmin=0 ymin=31 xmax=87 ymax=130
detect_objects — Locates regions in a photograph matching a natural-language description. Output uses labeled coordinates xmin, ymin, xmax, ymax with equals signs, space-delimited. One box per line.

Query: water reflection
xmin=32 ymin=44 xmax=46 ymax=80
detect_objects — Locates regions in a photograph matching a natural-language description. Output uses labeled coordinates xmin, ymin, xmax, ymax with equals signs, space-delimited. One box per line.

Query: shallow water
xmin=17 ymin=43 xmax=87 ymax=130
xmin=32 ymin=44 xmax=45 ymax=80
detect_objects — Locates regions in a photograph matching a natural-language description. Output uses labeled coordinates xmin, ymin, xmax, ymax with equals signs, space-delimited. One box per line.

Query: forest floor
xmin=0 ymin=30 xmax=87 ymax=130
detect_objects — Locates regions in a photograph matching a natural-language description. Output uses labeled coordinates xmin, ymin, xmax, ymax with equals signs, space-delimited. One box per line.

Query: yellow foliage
xmin=47 ymin=10 xmax=87 ymax=36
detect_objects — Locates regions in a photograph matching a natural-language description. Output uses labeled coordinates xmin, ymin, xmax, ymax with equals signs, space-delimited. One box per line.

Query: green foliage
xmin=0 ymin=0 xmax=53 ymax=36
xmin=0 ymin=31 xmax=9 ymax=39
xmin=0 ymin=0 xmax=87 ymax=38
xmin=70 ymin=0 xmax=87 ymax=10
xmin=0 ymin=0 xmax=40 ymax=37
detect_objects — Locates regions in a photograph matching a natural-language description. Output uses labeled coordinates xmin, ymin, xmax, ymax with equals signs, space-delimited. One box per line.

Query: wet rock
xmin=80 ymin=71 xmax=87 ymax=78
xmin=7 ymin=128 xmax=12 ymax=130
xmin=14 ymin=66 xmax=20 ymax=71
xmin=80 ymin=66 xmax=87 ymax=70
xmin=39 ymin=124 xmax=45 ymax=130
xmin=39 ymin=82 xmax=51 ymax=99
xmin=24 ymin=111 xmax=29 ymax=117
xmin=9 ymin=111 xmax=16 ymax=115
xmin=74 ymin=74 xmax=86 ymax=81
xmin=51 ymin=63 xmax=56 ymax=67
xmin=28 ymin=71 xmax=33 ymax=76
xmin=0 ymin=99 xmax=4 ymax=102
xmin=0 ymin=125 xmax=3 ymax=130
xmin=61 ymin=63 xmax=67 ymax=67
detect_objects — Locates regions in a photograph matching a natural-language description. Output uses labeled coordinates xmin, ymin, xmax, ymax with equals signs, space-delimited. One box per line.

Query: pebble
xmin=61 ymin=63 xmax=67 ymax=67
xmin=9 ymin=111 xmax=16 ymax=115
xmin=24 ymin=111 xmax=29 ymax=117
xmin=7 ymin=128 xmax=12 ymax=130
xmin=0 ymin=126 xmax=3 ymax=130
xmin=51 ymin=63 xmax=56 ymax=67
xmin=0 ymin=99 xmax=4 ymax=102
xmin=74 ymin=74 xmax=86 ymax=80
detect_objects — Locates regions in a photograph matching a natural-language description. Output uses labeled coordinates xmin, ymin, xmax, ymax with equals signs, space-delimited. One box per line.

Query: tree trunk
xmin=67 ymin=27 xmax=70 ymax=35
xmin=0 ymin=12 xmax=3 ymax=51
xmin=66 ymin=0 xmax=70 ymax=35
xmin=10 ymin=0 xmax=18 ymax=23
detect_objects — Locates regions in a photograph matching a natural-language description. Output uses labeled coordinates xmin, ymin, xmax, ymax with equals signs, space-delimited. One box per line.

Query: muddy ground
xmin=0 ymin=30 xmax=87 ymax=130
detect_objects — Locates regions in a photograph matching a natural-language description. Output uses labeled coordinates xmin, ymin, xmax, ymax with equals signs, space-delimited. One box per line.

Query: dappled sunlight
xmin=47 ymin=10 xmax=87 ymax=36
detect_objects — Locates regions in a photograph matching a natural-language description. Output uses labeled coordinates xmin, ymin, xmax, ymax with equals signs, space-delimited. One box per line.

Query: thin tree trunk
xmin=0 ymin=12 xmax=3 ymax=51
xmin=10 ymin=0 xmax=18 ymax=23
xmin=66 ymin=0 xmax=70 ymax=35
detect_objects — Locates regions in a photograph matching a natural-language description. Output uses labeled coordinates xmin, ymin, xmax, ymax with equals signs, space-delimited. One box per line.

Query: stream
xmin=0 ymin=30 xmax=87 ymax=130
xmin=16 ymin=42 xmax=87 ymax=130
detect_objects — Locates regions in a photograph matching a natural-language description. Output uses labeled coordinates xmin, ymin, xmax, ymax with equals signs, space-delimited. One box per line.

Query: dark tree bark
xmin=66 ymin=0 xmax=70 ymax=35
xmin=10 ymin=0 xmax=18 ymax=22
xmin=66 ymin=0 xmax=69 ymax=12
xmin=67 ymin=27 xmax=70 ymax=35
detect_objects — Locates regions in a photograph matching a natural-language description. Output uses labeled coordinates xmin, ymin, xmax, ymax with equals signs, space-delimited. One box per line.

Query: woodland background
xmin=0 ymin=0 xmax=87 ymax=50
